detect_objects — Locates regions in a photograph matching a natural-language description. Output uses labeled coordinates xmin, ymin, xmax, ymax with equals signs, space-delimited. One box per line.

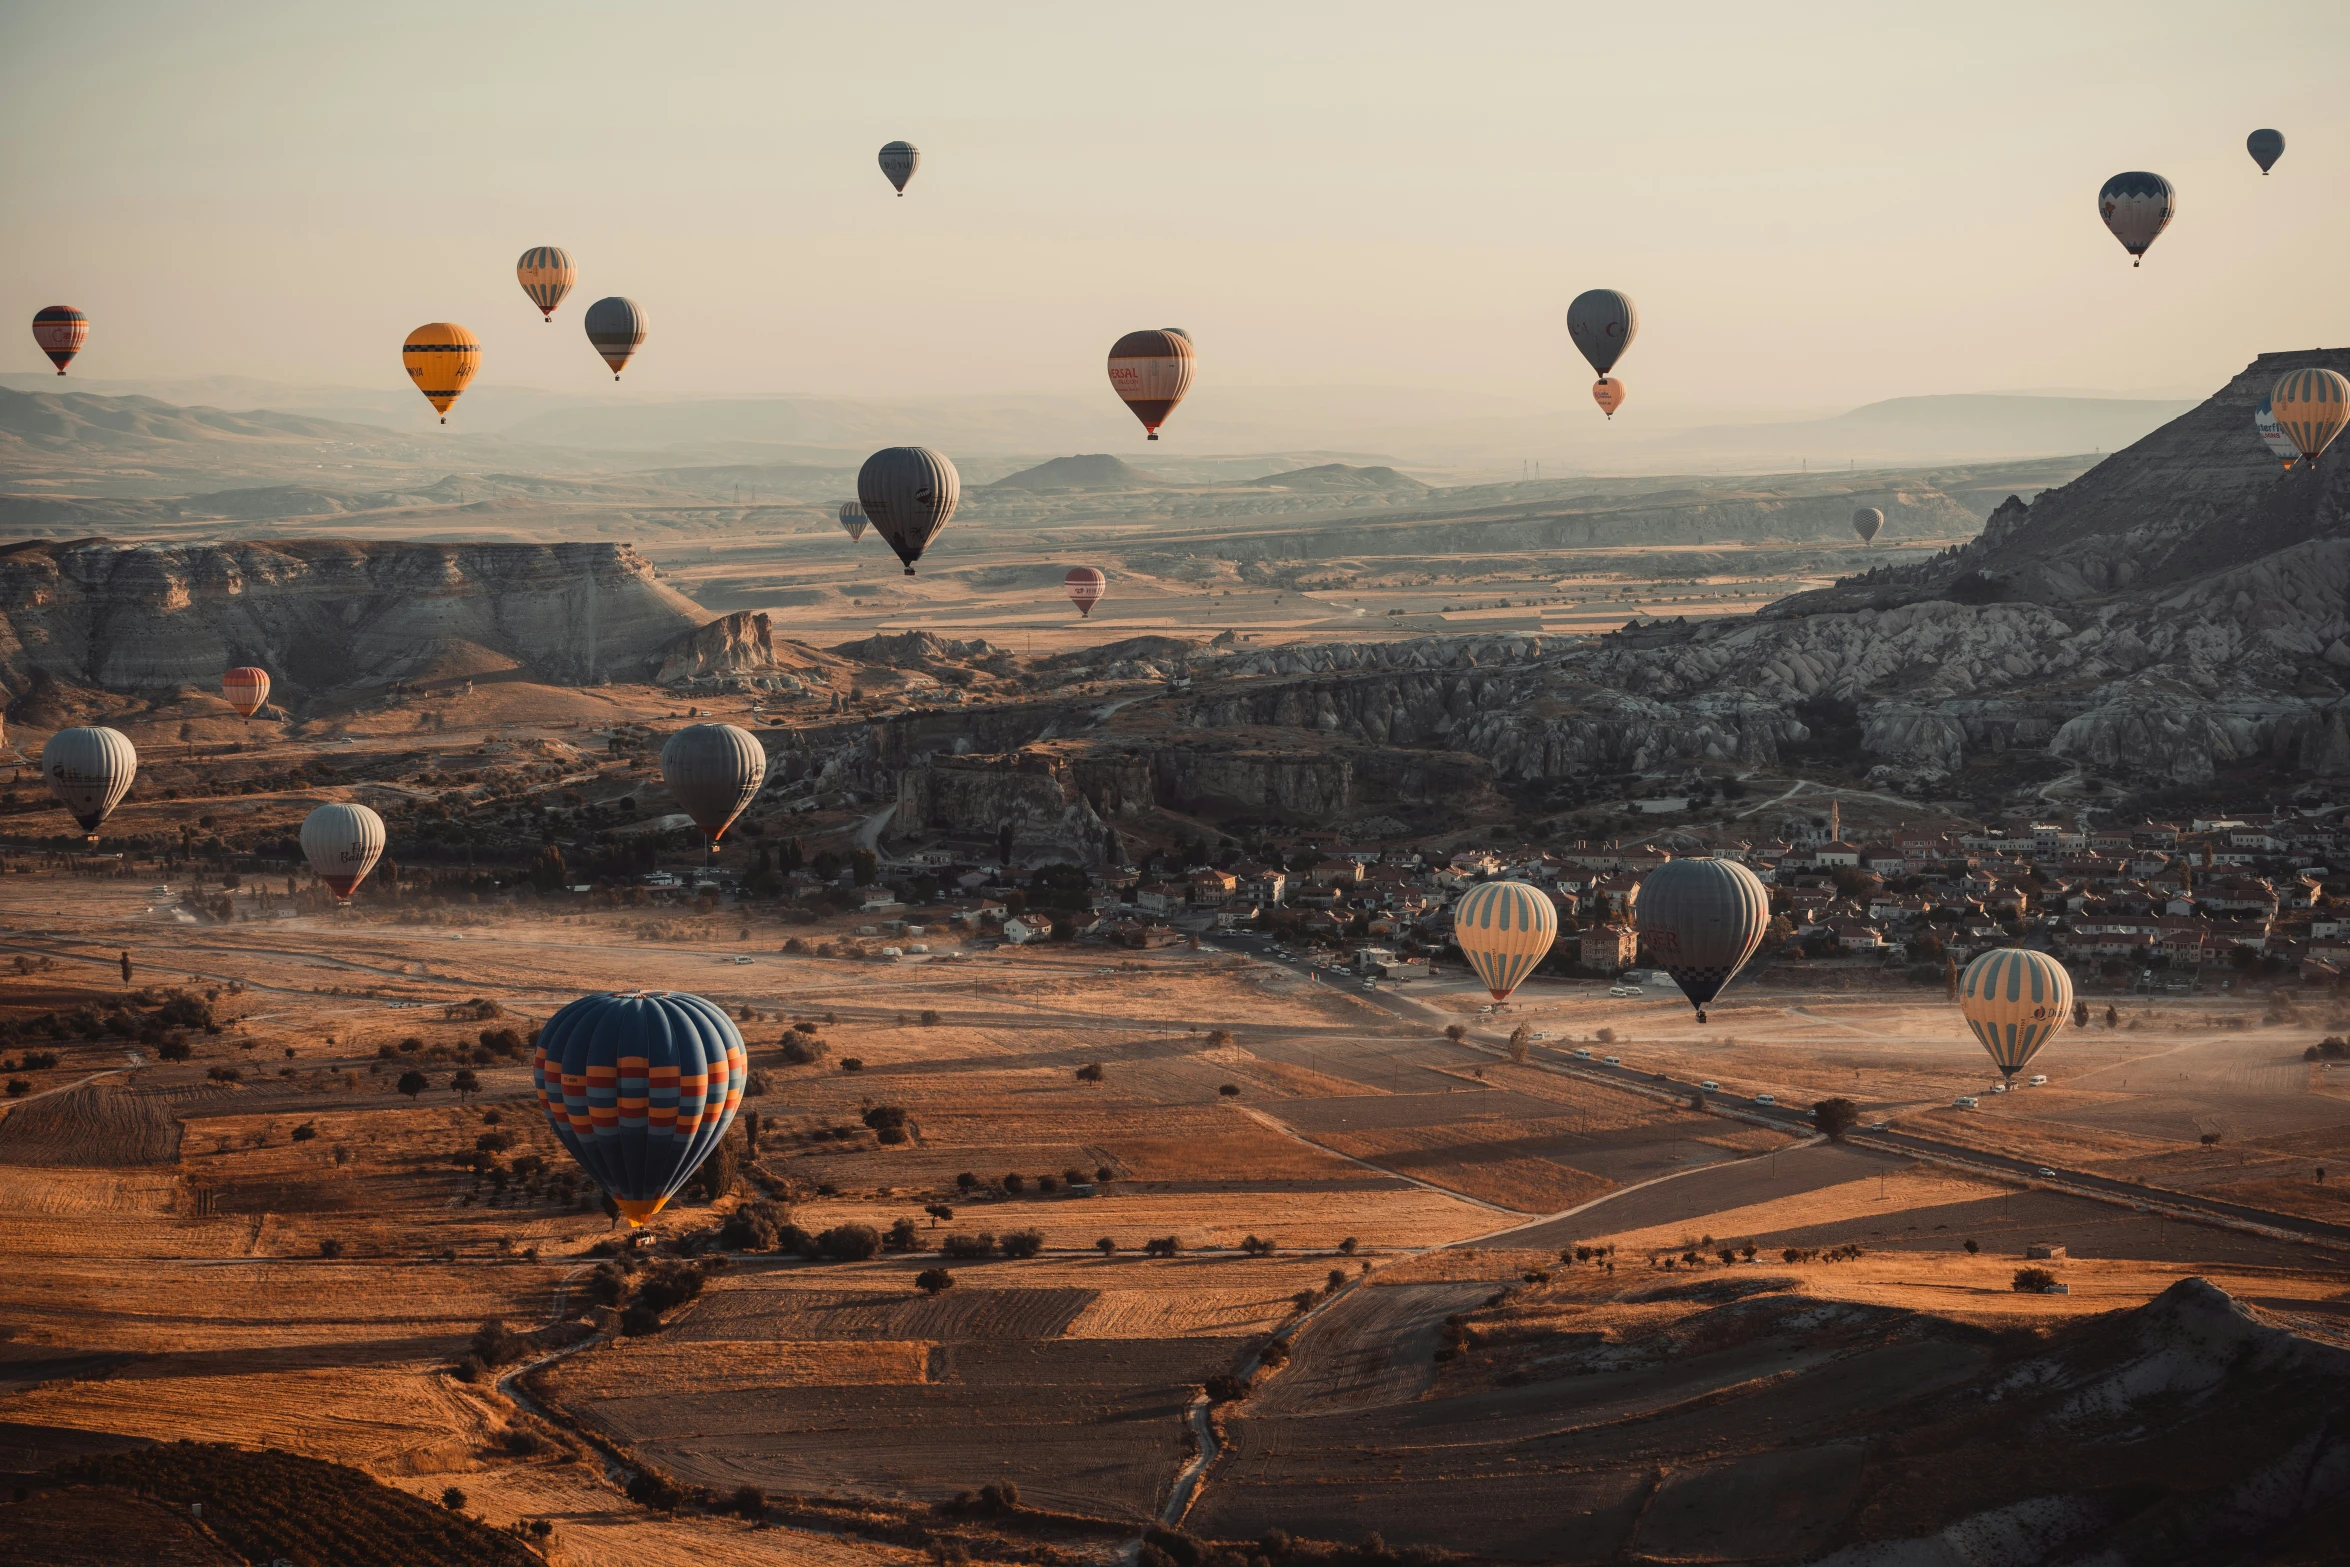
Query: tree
xmin=2012 ymin=1267 xmax=2058 ymax=1293
xmin=925 ymin=1203 xmax=954 ymax=1226
xmin=816 ymin=1224 xmax=881 ymax=1260
xmin=528 ymin=842 xmax=567 ymax=893
xmin=1963 ymin=1238 xmax=1980 ymax=1254
xmin=1076 ymin=1061 xmax=1105 ymax=1083
xmin=1507 ymin=1024 xmax=1531 ymax=1064
xmin=1096 ymin=1236 xmax=1117 ymax=1255
xmin=441 ymin=1487 xmax=467 ymax=1512
xmin=1218 ymin=1083 xmax=1241 ymax=1098
xmin=1812 ymin=1097 xmax=1860 ymax=1141
xmin=120 ymin=950 xmax=132 ymax=984
xmin=450 ymin=1069 xmax=480 ymax=1103
xmin=730 ymin=1485 xmax=767 ymax=1520
xmin=396 ymin=1069 xmax=428 ymax=1100
xmin=956 ymin=1171 xmax=979 ymax=1191
xmin=851 ymin=849 xmax=878 ymax=887
xmin=691 ymin=1127 xmax=742 ymax=1202
xmin=1001 ymin=1228 xmax=1044 ymax=1259
xmin=2104 ymin=1005 xmax=2119 ymax=1028
xmin=916 ymin=1267 xmax=955 ymax=1295
xmin=1444 ymin=1024 xmax=1466 ymax=1043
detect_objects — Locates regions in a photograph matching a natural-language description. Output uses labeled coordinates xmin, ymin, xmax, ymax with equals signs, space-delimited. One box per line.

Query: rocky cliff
xmin=0 ymin=538 xmax=715 ymax=700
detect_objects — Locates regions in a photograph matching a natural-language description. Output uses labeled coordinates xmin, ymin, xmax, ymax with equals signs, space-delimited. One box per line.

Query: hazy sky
xmin=5 ymin=1 xmax=2347 ymax=422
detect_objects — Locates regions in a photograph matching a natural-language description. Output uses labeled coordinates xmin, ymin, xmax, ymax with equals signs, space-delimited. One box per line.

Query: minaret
xmin=1829 ymin=800 xmax=1841 ymax=843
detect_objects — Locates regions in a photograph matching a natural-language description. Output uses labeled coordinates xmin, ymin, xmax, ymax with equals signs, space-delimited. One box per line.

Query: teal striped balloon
xmin=1451 ymin=880 xmax=1558 ymax=1002
xmin=1957 ymin=948 xmax=2073 ymax=1079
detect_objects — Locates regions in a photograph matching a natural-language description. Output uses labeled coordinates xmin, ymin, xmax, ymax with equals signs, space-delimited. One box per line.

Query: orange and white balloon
xmin=223 ymin=666 xmax=270 ymax=717
xmin=1592 ymin=378 xmax=1626 ymax=419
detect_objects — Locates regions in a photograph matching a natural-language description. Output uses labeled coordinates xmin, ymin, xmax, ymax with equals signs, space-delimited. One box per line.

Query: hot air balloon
xmin=838 ymin=500 xmax=869 ymax=542
xmin=1065 ymin=566 xmax=1106 ymax=617
xmin=660 ymin=723 xmax=766 ymax=849
xmin=1450 ymin=880 xmax=1558 ymax=1005
xmin=2271 ymin=368 xmax=2350 ymax=464
xmin=1957 ymin=948 xmax=2073 ymax=1084
xmin=2255 ymin=393 xmax=2300 ymax=470
xmin=1163 ymin=327 xmax=1193 ymax=344
xmin=1632 ymin=858 xmax=1769 ymax=1024
xmin=879 ymin=141 xmax=920 ymax=195
xmin=1852 ymin=506 xmax=1884 ymax=544
xmin=584 ymin=297 xmax=646 ymax=380
xmin=1592 ymin=378 xmax=1626 ymax=419
xmin=2247 ymin=128 xmax=2285 ymax=175
xmin=517 ymin=246 xmax=576 ymax=321
xmin=857 ymin=446 xmax=961 ymax=574
xmin=222 ymin=666 xmax=271 ymax=718
xmin=2097 ymin=172 xmax=2174 ymax=267
xmin=31 ymin=306 xmax=88 ymax=375
xmin=1107 ymin=330 xmax=1195 ymax=441
xmin=533 ymin=990 xmax=745 ymax=1226
xmin=301 ymin=803 xmax=386 ymax=901
xmin=402 ymin=323 xmax=480 ymax=424
xmin=1566 ymin=289 xmax=1638 ymax=378
xmin=42 ymin=726 xmax=135 ymax=841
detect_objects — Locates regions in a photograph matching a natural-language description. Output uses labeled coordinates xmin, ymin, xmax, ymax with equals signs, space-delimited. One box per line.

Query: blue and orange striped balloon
xmin=517 ymin=246 xmax=576 ymax=321
xmin=1451 ymin=880 xmax=1558 ymax=1002
xmin=1956 ymin=948 xmax=2073 ymax=1080
xmin=533 ymin=991 xmax=745 ymax=1225
xmin=2271 ymin=368 xmax=2350 ymax=465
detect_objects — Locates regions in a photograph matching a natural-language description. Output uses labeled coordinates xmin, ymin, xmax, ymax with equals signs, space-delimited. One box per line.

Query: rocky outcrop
xmin=894 ymin=751 xmax=1113 ymax=863
xmin=0 ymin=538 xmax=710 ymax=699
xmin=651 ymin=610 xmax=781 ymax=684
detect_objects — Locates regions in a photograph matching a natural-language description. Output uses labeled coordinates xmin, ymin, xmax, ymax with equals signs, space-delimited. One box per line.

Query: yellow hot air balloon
xmin=1956 ymin=948 xmax=2073 ymax=1084
xmin=402 ymin=323 xmax=480 ymax=424
xmin=517 ymin=246 xmax=576 ymax=322
xmin=2271 ymin=368 xmax=2350 ymax=465
xmin=1450 ymin=880 xmax=1557 ymax=1004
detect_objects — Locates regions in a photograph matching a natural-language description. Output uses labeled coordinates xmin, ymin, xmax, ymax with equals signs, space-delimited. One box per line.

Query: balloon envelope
xmin=1451 ymin=880 xmax=1558 ymax=1003
xmin=2271 ymin=369 xmax=2350 ymax=463
xmin=42 ymin=726 xmax=135 ymax=838
xmin=302 ymin=802 xmax=386 ymax=899
xmin=2255 ymin=393 xmax=2300 ymax=469
xmin=660 ymin=723 xmax=766 ymax=843
xmin=402 ymin=323 xmax=480 ymax=423
xmin=1852 ymin=506 xmax=1884 ymax=543
xmin=1591 ymin=377 xmax=1626 ymax=418
xmin=879 ymin=140 xmax=920 ymax=194
xmin=2097 ymin=172 xmax=2174 ymax=265
xmin=533 ymin=990 xmax=746 ymax=1225
xmin=838 ymin=500 xmax=869 ymax=542
xmin=584 ymin=296 xmax=647 ymax=379
xmin=32 ymin=306 xmax=88 ymax=375
xmin=2247 ymin=128 xmax=2284 ymax=174
xmin=1957 ymin=948 xmax=2073 ymax=1080
xmin=857 ymin=446 xmax=961 ymax=574
xmin=1565 ymin=289 xmax=1638 ymax=377
xmin=517 ymin=246 xmax=576 ymax=320
xmin=1107 ymin=329 xmax=1195 ymax=440
xmin=1065 ymin=566 xmax=1106 ymax=617
xmin=222 ymin=666 xmax=271 ymax=717
xmin=1633 ymin=858 xmax=1770 ymax=1019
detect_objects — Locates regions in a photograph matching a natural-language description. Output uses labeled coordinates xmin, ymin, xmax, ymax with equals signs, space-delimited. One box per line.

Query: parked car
xmin=1753 ymin=1093 xmax=1776 ymax=1106
xmin=1699 ymin=1080 xmax=1719 ymax=1091
xmin=1602 ymin=1055 xmax=1621 ymax=1066
xmin=1952 ymin=1095 xmax=1979 ymax=1109
xmin=2027 ymin=1074 xmax=2048 ymax=1087
xmin=1572 ymin=1048 xmax=1592 ymax=1060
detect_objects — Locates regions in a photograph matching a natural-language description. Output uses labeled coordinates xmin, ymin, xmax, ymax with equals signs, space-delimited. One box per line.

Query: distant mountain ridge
xmin=984 ymin=453 xmax=1169 ymax=491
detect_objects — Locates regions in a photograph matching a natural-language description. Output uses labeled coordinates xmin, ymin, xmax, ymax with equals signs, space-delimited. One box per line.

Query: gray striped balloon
xmin=1633 ymin=857 xmax=1769 ymax=1021
xmin=857 ymin=446 xmax=961 ymax=574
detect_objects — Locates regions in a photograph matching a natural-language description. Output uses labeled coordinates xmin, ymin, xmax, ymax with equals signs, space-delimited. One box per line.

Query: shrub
xmin=916 ymin=1267 xmax=955 ymax=1296
xmin=885 ymin=1217 xmax=920 ymax=1252
xmin=1203 ymin=1373 xmax=1253 ymax=1404
xmin=6 ymin=1078 xmax=29 ymax=1098
xmin=955 ymin=1171 xmax=979 ymax=1191
xmin=1218 ymin=1083 xmax=1241 ymax=1098
xmin=1003 ymin=1172 xmax=1026 ymax=1194
xmin=730 ymin=1484 xmax=767 ymax=1519
xmin=1444 ymin=1024 xmax=1466 ymax=1042
xmin=815 ymin=1223 xmax=882 ymax=1261
xmin=919 ymin=1009 xmax=940 ymax=1026
xmin=780 ymin=1035 xmax=829 ymax=1065
xmin=1239 ymin=1234 xmax=1277 ymax=1257
xmin=1964 ymin=1238 xmax=1980 ymax=1255
xmin=1000 ymin=1228 xmax=1044 ymax=1259
xmin=2012 ymin=1267 xmax=2058 ymax=1293
xmin=1144 ymin=1235 xmax=1182 ymax=1257
xmin=840 ymin=1057 xmax=865 ymax=1073
xmin=719 ymin=1206 xmax=780 ymax=1251
xmin=2199 ymin=1131 xmax=2223 ymax=1146
xmin=1075 ymin=1061 xmax=1105 ymax=1082
xmin=941 ymin=1231 xmax=997 ymax=1260
xmin=1338 ymin=1236 xmax=1359 ymax=1255
xmin=1259 ymin=1340 xmax=1290 ymax=1369
xmin=1036 ymin=1173 xmax=1058 ymax=1194
xmin=441 ymin=1486 xmax=467 ymax=1512
xmin=626 ymin=1472 xmax=681 ymax=1511
xmin=1207 ymin=1029 xmax=1233 ymax=1047
xmin=1096 ymin=1236 xmax=1118 ymax=1255
xmin=619 ymin=1304 xmax=663 ymax=1336
xmin=396 ymin=1069 xmax=427 ymax=1099
xmin=1329 ymin=1268 xmax=1350 ymax=1291
xmin=207 ymin=1066 xmax=242 ymax=1085
xmin=156 ymin=1037 xmax=192 ymax=1062
xmin=318 ymin=1238 xmax=344 ymax=1259
xmin=862 ymin=1104 xmax=909 ymax=1133
xmin=1096 ymin=1165 xmax=1115 ymax=1183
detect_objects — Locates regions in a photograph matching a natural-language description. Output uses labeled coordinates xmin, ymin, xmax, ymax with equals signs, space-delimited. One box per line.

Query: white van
xmin=1952 ymin=1095 xmax=1979 ymax=1109
xmin=1602 ymin=1055 xmax=1621 ymax=1065
xmin=2027 ymin=1074 xmax=2048 ymax=1087
xmin=1989 ymin=1082 xmax=2008 ymax=1094
xmin=1753 ymin=1093 xmax=1776 ymax=1106
xmin=1699 ymin=1080 xmax=1719 ymax=1091
xmin=1572 ymin=1048 xmax=1592 ymax=1060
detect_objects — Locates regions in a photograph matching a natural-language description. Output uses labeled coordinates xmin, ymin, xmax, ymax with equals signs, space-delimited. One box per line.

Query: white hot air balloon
xmin=42 ymin=726 xmax=137 ymax=841
xmin=302 ymin=803 xmax=386 ymax=900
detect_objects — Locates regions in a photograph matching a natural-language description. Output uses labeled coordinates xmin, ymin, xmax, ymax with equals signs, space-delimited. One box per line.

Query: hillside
xmin=1241 ymin=463 xmax=1429 ymax=493
xmin=985 ymin=453 xmax=1171 ymax=491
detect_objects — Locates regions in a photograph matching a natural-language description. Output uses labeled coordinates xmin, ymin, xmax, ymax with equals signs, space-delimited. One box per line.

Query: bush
xmin=1000 ymin=1228 xmax=1044 ymax=1259
xmin=919 ymin=1009 xmax=940 ymax=1026
xmin=780 ymin=1035 xmax=829 ymax=1065
xmin=441 ymin=1486 xmax=467 ymax=1512
xmin=2199 ymin=1131 xmax=2223 ymax=1146
xmin=626 ymin=1471 xmax=682 ymax=1511
xmin=1076 ymin=1061 xmax=1105 ymax=1082
xmin=941 ymin=1231 xmax=997 ymax=1260
xmin=1259 ymin=1340 xmax=1290 ymax=1369
xmin=916 ymin=1267 xmax=955 ymax=1295
xmin=1339 ymin=1236 xmax=1359 ymax=1255
xmin=1964 ymin=1238 xmax=1980 ymax=1255
xmin=1003 ymin=1172 xmax=1026 ymax=1194
xmin=1218 ymin=1083 xmax=1240 ymax=1098
xmin=293 ymin=1122 xmax=320 ymax=1144
xmin=395 ymin=1069 xmax=427 ymax=1099
xmin=1203 ymin=1373 xmax=1253 ymax=1404
xmin=1097 ymin=1236 xmax=1118 ymax=1255
xmin=955 ymin=1171 xmax=979 ymax=1191
xmin=840 ymin=1057 xmax=865 ymax=1073
xmin=1444 ymin=1024 xmax=1466 ymax=1043
xmin=619 ymin=1304 xmax=663 ymax=1336
xmin=206 ymin=1066 xmax=242 ymax=1085
xmin=730 ymin=1484 xmax=767 ymax=1519
xmin=1036 ymin=1173 xmax=1058 ymax=1193
xmin=1812 ymin=1097 xmax=1860 ymax=1141
xmin=862 ymin=1104 xmax=909 ymax=1133
xmin=2013 ymin=1267 xmax=2058 ymax=1293
xmin=1144 ymin=1235 xmax=1182 ymax=1257
xmin=1239 ymin=1234 xmax=1277 ymax=1257
xmin=156 ymin=1037 xmax=192 ymax=1062
xmin=816 ymin=1223 xmax=881 ymax=1261
xmin=318 ymin=1238 xmax=344 ymax=1259
xmin=885 ymin=1217 xmax=920 ymax=1252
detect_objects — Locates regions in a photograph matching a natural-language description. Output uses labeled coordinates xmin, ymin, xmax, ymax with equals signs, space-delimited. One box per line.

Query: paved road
xmin=1203 ymin=934 xmax=2350 ymax=1250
